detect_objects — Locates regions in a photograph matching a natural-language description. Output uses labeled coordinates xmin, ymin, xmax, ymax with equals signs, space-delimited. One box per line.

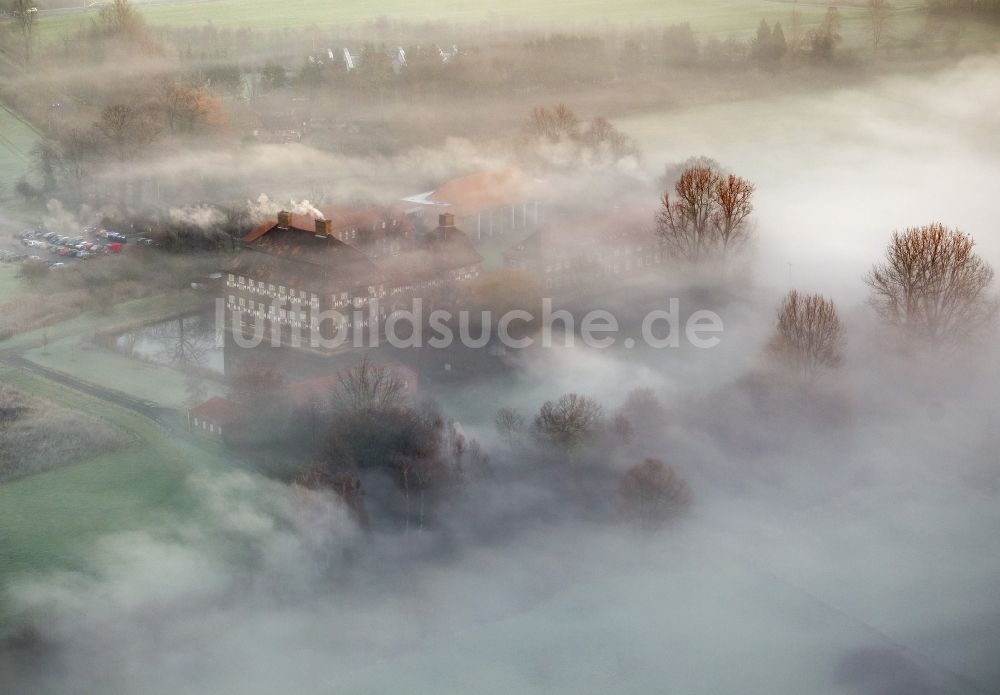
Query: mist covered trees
xmin=332 ymin=357 xmax=408 ymax=412
xmin=865 ymin=224 xmax=997 ymax=352
xmin=867 ymin=0 xmax=893 ymax=50
xmin=619 ymin=458 xmax=692 ymax=528
xmin=767 ymin=290 xmax=845 ymax=381
xmin=311 ymin=360 xmax=479 ymax=529
xmin=655 ymin=163 xmax=755 ymax=263
xmin=751 ymin=20 xmax=788 ymax=67
xmin=520 ymin=104 xmax=640 ymax=170
xmin=532 ymin=393 xmax=605 ymax=447
xmin=495 ymin=407 xmax=525 ymax=448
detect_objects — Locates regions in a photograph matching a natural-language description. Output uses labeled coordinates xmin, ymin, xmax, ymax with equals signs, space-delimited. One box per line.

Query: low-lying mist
xmin=3 ymin=52 xmax=1000 ymax=695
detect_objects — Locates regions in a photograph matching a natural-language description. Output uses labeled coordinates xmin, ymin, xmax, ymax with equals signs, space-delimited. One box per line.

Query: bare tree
xmin=865 ymin=224 xmax=996 ymax=352
xmin=533 ymin=393 xmax=605 ymax=447
xmin=656 ymin=166 xmax=717 ymax=262
xmin=99 ymin=0 xmax=146 ymax=41
xmin=611 ymin=413 xmax=633 ymax=443
xmin=867 ymin=0 xmax=893 ymax=50
xmin=767 ymin=290 xmax=845 ymax=381
xmin=495 ymin=407 xmax=525 ymax=449
xmin=334 ymin=356 xmax=407 ymax=412
xmin=96 ymin=103 xmax=160 ymax=163
xmin=616 ymin=387 xmax=665 ymax=434
xmin=9 ymin=0 xmax=35 ymax=64
xmin=619 ymin=458 xmax=692 ymax=528
xmin=713 ymin=173 xmax=756 ymax=257
xmin=656 ymin=164 xmax=755 ymax=263
xmin=524 ymin=104 xmax=581 ymax=143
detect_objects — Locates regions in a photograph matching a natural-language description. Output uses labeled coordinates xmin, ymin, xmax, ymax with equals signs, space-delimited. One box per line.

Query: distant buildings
xmin=223 ymin=203 xmax=481 ymax=352
xmin=504 ymin=207 xmax=663 ymax=291
xmin=401 ymin=168 xmax=546 ymax=241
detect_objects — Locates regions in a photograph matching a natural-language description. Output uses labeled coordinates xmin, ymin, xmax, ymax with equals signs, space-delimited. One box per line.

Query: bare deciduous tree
xmin=96 ymin=102 xmax=161 ymax=163
xmin=867 ymin=0 xmax=893 ymax=50
xmin=495 ymin=407 xmax=525 ymax=448
xmin=99 ymin=0 xmax=146 ymax=41
xmin=865 ymin=223 xmax=997 ymax=352
xmin=619 ymin=458 xmax=692 ymax=528
xmin=767 ymin=290 xmax=845 ymax=381
xmin=524 ymin=103 xmax=581 ymax=143
xmin=656 ymin=166 xmax=716 ymax=262
xmin=714 ymin=173 xmax=756 ymax=257
xmin=533 ymin=393 xmax=604 ymax=447
xmin=616 ymin=387 xmax=665 ymax=434
xmin=334 ymin=357 xmax=408 ymax=412
xmin=656 ymin=164 xmax=754 ymax=262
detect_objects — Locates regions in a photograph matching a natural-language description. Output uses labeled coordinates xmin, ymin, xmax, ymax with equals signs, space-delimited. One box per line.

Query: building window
xmin=238 ymin=276 xmax=246 ymax=285
xmin=227 ymin=274 xmax=235 ymax=284
xmin=278 ymin=286 xmax=286 ymax=296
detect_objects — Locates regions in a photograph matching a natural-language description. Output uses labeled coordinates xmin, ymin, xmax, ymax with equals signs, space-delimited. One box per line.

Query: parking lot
xmin=2 ymin=226 xmax=155 ymax=271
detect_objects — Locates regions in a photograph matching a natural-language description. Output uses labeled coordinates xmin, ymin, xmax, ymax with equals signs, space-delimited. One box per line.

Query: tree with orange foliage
xmin=767 ymin=290 xmax=845 ymax=382
xmin=865 ymin=224 xmax=996 ymax=352
xmin=619 ymin=458 xmax=692 ymax=528
xmin=158 ymin=80 xmax=225 ymax=133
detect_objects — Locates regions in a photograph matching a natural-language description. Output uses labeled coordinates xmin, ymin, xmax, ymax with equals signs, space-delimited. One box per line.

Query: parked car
xmin=49 ymin=262 xmax=66 ymax=270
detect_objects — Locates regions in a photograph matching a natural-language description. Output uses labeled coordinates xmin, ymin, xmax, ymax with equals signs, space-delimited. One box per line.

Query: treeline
xmin=927 ymin=0 xmax=1000 ymax=17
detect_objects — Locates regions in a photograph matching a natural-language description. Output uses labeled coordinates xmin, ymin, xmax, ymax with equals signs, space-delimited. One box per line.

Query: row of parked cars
xmin=19 ymin=227 xmax=156 ymax=262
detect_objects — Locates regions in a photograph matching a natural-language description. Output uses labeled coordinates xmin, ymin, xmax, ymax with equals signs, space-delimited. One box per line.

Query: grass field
xmin=0 ymin=264 xmax=21 ymax=302
xmin=0 ymin=103 xmax=41 ymax=198
xmin=0 ymin=289 xmax=209 ymax=351
xmin=23 ymin=335 xmax=227 ymax=409
xmin=0 ymin=366 xmax=230 ymax=626
xmin=19 ymin=0 xmax=903 ymax=44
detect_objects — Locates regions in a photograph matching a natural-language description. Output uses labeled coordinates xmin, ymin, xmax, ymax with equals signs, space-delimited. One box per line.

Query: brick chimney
xmin=315 ymin=218 xmax=332 ymax=237
xmin=439 ymin=212 xmax=455 ymax=228
xmin=277 ymin=211 xmax=292 ymax=228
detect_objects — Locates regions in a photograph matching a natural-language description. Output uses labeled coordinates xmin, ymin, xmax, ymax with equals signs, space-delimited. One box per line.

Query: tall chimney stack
xmin=315 ymin=218 xmax=333 ymax=237
xmin=439 ymin=212 xmax=455 ymax=228
xmin=277 ymin=211 xmax=292 ymax=228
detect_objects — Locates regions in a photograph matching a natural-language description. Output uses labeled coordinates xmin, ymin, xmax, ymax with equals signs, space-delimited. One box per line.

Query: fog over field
xmin=1 ymin=2 xmax=1000 ymax=694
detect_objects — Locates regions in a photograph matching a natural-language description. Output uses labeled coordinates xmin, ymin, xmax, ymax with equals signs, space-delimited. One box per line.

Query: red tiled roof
xmin=190 ymin=396 xmax=236 ymax=424
xmin=244 ymin=205 xmax=411 ymax=244
xmin=429 ymin=168 xmax=541 ymax=216
xmin=226 ymin=227 xmax=385 ymax=294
